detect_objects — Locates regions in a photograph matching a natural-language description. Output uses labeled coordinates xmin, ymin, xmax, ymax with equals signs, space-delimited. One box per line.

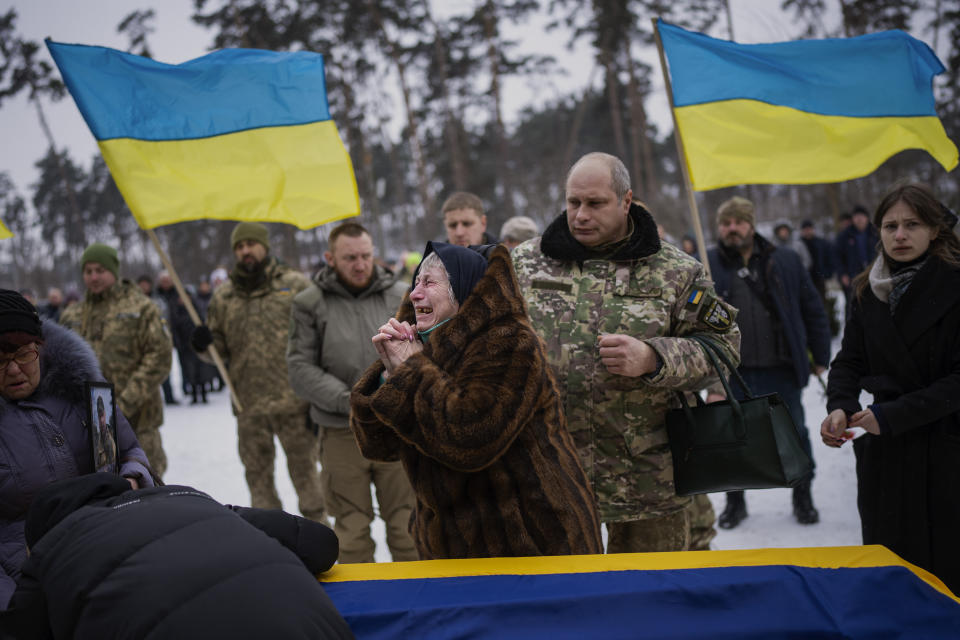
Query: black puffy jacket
xmin=1 ymin=474 xmax=353 ymax=640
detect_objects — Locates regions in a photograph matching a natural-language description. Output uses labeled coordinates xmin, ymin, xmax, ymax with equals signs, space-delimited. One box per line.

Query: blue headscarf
xmin=413 ymin=241 xmax=488 ymax=305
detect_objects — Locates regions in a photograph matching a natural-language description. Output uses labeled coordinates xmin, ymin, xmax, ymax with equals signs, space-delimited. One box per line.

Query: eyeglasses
xmin=0 ymin=347 xmax=39 ymax=371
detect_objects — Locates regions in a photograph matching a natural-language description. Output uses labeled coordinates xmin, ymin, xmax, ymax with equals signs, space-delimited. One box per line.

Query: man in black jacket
xmin=0 ymin=474 xmax=353 ymax=640
xmin=707 ymin=197 xmax=831 ymax=529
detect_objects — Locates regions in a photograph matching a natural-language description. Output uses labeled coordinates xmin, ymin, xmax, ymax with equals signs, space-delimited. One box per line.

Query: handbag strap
xmin=674 ymin=336 xmax=747 ymax=441
xmin=690 ymin=334 xmax=755 ymax=400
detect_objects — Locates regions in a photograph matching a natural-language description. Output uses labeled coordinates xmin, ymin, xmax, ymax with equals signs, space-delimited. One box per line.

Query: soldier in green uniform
xmin=512 ymin=152 xmax=740 ymax=553
xmin=61 ymin=243 xmax=172 ymax=479
xmin=191 ymin=223 xmax=327 ymax=525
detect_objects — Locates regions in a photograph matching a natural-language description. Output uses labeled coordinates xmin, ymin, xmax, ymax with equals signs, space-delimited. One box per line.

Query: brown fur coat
xmin=350 ymin=245 xmax=602 ymax=559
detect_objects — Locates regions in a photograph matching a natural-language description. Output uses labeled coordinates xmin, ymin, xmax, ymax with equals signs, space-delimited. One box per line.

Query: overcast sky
xmin=2 ymin=1 xmax=838 ymax=206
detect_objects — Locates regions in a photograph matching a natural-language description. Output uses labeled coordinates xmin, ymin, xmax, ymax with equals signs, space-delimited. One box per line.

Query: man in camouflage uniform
xmin=61 ymin=242 xmax=172 ymax=479
xmin=287 ymin=222 xmax=417 ymax=563
xmin=191 ymin=223 xmax=326 ymax=524
xmin=512 ymin=152 xmax=740 ymax=552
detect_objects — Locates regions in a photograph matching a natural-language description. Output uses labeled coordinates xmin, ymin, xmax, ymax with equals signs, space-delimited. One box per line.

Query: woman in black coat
xmin=822 ymin=183 xmax=960 ymax=593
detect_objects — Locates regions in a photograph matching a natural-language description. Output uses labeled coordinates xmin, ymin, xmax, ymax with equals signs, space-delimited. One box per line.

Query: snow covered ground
xmin=162 ymin=337 xmax=863 ymax=563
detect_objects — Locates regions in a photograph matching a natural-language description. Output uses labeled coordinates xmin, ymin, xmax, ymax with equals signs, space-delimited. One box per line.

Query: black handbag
xmin=665 ymin=335 xmax=813 ymax=496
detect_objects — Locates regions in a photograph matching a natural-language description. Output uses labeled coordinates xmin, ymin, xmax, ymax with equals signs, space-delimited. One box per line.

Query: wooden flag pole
xmin=652 ymin=17 xmax=712 ymax=279
xmin=146 ymin=229 xmax=243 ymax=413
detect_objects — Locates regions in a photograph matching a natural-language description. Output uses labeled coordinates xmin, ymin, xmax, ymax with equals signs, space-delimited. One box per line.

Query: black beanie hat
xmin=414 ymin=241 xmax=488 ymax=305
xmin=0 ymin=289 xmax=42 ymax=342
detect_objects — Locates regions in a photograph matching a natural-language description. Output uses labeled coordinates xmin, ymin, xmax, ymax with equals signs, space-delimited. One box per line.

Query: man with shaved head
xmin=512 ymin=152 xmax=740 ymax=553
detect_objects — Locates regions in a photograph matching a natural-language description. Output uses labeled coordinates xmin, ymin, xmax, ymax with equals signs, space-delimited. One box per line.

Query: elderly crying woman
xmin=350 ymin=241 xmax=602 ymax=559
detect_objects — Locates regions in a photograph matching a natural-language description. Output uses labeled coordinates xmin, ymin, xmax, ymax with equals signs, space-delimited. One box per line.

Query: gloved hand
xmin=191 ymin=325 xmax=213 ymax=353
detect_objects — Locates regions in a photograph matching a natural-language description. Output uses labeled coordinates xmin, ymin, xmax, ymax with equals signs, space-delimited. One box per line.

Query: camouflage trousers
xmin=237 ymin=412 xmax=327 ymax=524
xmin=320 ymin=427 xmax=418 ymax=564
xmin=688 ymin=493 xmax=717 ymax=551
xmin=133 ymin=421 xmax=166 ymax=481
xmin=606 ymin=509 xmax=691 ymax=553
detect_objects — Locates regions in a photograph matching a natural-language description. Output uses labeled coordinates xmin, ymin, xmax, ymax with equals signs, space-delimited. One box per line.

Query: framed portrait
xmin=86 ymin=381 xmax=119 ymax=475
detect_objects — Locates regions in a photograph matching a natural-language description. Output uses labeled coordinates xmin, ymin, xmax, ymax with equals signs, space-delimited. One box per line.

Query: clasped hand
xmin=372 ymin=318 xmax=423 ymax=375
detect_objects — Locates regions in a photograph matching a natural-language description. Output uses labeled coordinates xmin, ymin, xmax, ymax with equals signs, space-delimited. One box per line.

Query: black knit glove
xmin=191 ymin=325 xmax=213 ymax=353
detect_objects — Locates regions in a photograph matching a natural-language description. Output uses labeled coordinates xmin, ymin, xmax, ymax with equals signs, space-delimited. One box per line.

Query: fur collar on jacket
xmin=540 ymin=202 xmax=661 ymax=262
xmin=0 ymin=320 xmax=102 ymax=416
xmin=396 ymin=245 xmax=527 ymax=364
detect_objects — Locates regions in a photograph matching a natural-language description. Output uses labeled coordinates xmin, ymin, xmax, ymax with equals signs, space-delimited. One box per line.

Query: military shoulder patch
xmin=698 ymin=297 xmax=732 ymax=332
xmin=685 ymin=287 xmax=706 ymax=309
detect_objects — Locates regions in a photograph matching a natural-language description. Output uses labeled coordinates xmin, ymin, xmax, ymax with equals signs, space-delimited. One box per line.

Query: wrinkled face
xmin=880 ymin=200 xmax=936 ymax=263
xmin=233 ymin=240 xmax=268 ymax=269
xmin=718 ymin=217 xmax=754 ymax=251
xmin=410 ymin=265 xmax=459 ymax=331
xmin=444 ymin=208 xmax=487 ymax=247
xmin=0 ymin=343 xmax=41 ymax=401
xmin=565 ymin=160 xmax=631 ymax=247
xmin=83 ymin=263 xmax=117 ymax=295
xmin=325 ymin=233 xmax=375 ymax=290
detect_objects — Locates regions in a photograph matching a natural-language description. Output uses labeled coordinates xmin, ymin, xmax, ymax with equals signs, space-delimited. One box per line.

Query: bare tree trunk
xmin=724 ymin=0 xmax=735 ymax=40
xmin=600 ymin=42 xmax=629 ymax=168
xmin=480 ymin=0 xmax=516 ymax=217
xmin=32 ymin=97 xmax=83 ymax=230
xmin=423 ymin=0 xmax=469 ymax=191
xmin=563 ymin=64 xmax=600 ymax=174
xmin=368 ymin=1 xmax=434 ymax=223
xmin=624 ymin=42 xmax=657 ymax=197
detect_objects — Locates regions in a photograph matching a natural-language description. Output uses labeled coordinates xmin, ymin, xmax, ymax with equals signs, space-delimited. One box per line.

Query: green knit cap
xmin=80 ymin=243 xmax=119 ymax=279
xmin=230 ymin=222 xmax=270 ymax=251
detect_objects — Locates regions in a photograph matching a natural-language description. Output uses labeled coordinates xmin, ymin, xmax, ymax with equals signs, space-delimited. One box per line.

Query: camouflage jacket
xmin=60 ymin=279 xmax=172 ymax=433
xmin=204 ymin=257 xmax=309 ymax=417
xmin=287 ymin=264 xmax=407 ymax=429
xmin=512 ymin=204 xmax=741 ymax=522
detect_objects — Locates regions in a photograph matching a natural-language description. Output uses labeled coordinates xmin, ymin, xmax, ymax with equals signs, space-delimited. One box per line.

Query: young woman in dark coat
xmin=0 ymin=473 xmax=353 ymax=640
xmin=351 ymin=242 xmax=603 ymax=560
xmin=822 ymin=184 xmax=960 ymax=593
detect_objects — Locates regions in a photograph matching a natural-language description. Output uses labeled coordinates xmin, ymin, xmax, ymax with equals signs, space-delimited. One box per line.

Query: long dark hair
xmin=853 ymin=183 xmax=960 ymax=300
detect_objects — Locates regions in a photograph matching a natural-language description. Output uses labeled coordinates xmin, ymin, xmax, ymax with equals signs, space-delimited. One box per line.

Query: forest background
xmin=1 ymin=0 xmax=958 ymax=292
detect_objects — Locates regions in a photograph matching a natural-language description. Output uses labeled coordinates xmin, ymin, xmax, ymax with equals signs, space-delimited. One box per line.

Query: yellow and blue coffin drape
xmin=657 ymin=19 xmax=959 ymax=191
xmin=320 ymin=547 xmax=960 ymax=638
xmin=45 ymin=41 xmax=360 ymax=230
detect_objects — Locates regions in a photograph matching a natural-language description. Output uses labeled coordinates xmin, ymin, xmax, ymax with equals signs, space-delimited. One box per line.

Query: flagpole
xmin=146 ymin=229 xmax=243 ymax=413
xmin=652 ymin=18 xmax=711 ymax=278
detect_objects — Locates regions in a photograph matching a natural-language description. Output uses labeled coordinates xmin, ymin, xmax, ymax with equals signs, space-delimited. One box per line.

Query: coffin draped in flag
xmin=657 ymin=19 xmax=959 ymax=191
xmin=45 ymin=41 xmax=360 ymax=229
xmin=321 ymin=547 xmax=960 ymax=639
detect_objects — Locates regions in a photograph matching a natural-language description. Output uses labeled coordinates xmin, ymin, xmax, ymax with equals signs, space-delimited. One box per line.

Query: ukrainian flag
xmin=658 ymin=20 xmax=959 ymax=191
xmin=321 ymin=547 xmax=960 ymax=638
xmin=45 ymin=41 xmax=359 ymax=230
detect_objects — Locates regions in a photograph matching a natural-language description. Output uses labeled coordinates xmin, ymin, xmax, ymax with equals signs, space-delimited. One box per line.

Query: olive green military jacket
xmin=203 ymin=257 xmax=309 ymax=417
xmin=286 ymin=265 xmax=407 ymax=430
xmin=60 ymin=280 xmax=172 ymax=433
xmin=512 ymin=224 xmax=740 ymax=523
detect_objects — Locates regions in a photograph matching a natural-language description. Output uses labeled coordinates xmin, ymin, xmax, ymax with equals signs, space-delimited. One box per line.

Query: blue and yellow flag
xmin=658 ymin=20 xmax=959 ymax=191
xmin=46 ymin=41 xmax=360 ymax=230
xmin=320 ymin=547 xmax=960 ymax=638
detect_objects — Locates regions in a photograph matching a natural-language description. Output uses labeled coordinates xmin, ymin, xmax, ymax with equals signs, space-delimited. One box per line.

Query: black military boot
xmin=792 ymin=481 xmax=819 ymax=524
xmin=718 ymin=491 xmax=748 ymax=529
